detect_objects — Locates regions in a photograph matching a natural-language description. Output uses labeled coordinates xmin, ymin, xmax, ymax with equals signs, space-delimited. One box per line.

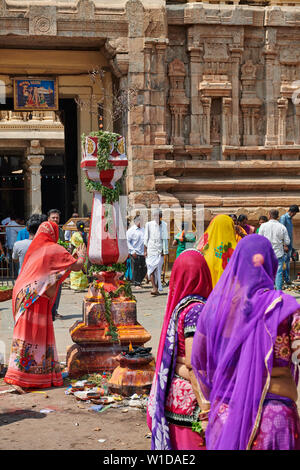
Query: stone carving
xmin=168 ymin=59 xmax=189 ymax=146
xmin=280 ymin=49 xmax=300 ymax=65
xmin=76 ymin=0 xmax=94 ymax=20
xmin=241 ymin=60 xmax=257 ymax=81
xmin=204 ymin=43 xmax=229 ymax=62
xmin=126 ymin=0 xmax=144 ymax=38
xmin=29 ymin=6 xmax=56 ymax=36
xmin=144 ymin=8 xmax=167 ymax=39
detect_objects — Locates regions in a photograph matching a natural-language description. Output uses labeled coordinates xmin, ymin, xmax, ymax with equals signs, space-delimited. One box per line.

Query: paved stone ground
xmin=0 ymin=279 xmax=169 ymax=366
xmin=1 ymin=278 xmax=300 ymax=450
xmin=0 ymin=279 xmax=169 ymax=450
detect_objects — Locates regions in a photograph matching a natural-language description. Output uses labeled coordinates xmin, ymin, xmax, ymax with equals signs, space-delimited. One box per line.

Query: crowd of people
xmin=2 ymin=204 xmax=300 ymax=450
xmin=148 ymin=205 xmax=300 ymax=450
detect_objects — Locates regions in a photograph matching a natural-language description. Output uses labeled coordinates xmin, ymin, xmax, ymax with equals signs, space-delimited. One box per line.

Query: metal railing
xmin=0 ymin=224 xmax=25 ymax=284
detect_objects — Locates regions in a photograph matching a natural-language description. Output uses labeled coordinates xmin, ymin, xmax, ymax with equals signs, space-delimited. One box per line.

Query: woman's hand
xmin=70 ymin=244 xmax=87 ymax=272
xmin=76 ymin=243 xmax=86 ymax=259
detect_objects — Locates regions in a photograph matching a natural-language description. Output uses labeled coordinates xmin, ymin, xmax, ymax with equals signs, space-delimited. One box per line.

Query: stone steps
xmin=155 ymin=176 xmax=300 ymax=192
xmin=154 ymin=160 xmax=300 ymax=172
xmin=167 ymin=192 xmax=300 ymax=207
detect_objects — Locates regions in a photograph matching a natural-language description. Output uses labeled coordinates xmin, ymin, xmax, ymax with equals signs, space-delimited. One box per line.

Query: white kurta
xmin=144 ymin=220 xmax=168 ymax=292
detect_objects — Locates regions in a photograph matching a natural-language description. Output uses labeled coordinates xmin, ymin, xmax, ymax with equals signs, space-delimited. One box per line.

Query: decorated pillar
xmin=67 ymin=131 xmax=153 ymax=379
xmin=230 ymin=43 xmax=243 ymax=146
xmin=277 ymin=97 xmax=288 ymax=145
xmin=168 ymin=58 xmax=189 ymax=146
xmin=264 ymin=28 xmax=278 ymax=146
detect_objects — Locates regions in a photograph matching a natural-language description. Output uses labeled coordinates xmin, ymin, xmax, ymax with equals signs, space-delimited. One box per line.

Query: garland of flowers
xmin=84 ymin=178 xmax=122 ymax=204
xmin=82 ymin=130 xmax=121 ymax=170
xmin=83 ymin=130 xmax=123 ymax=203
xmin=98 ymin=283 xmax=136 ymax=342
xmin=99 ymin=286 xmax=119 ymax=342
xmin=88 ymin=263 xmax=126 ymax=277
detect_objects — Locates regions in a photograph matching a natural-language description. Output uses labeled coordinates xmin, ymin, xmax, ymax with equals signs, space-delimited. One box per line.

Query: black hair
xmin=47 ymin=209 xmax=61 ymax=217
xmin=237 ymin=214 xmax=248 ymax=223
xmin=76 ymin=220 xmax=85 ymax=232
xmin=27 ymin=216 xmax=42 ymax=235
xmin=259 ymin=215 xmax=268 ymax=223
xmin=289 ymin=205 xmax=299 ymax=213
xmin=40 ymin=214 xmax=48 ymax=222
xmin=76 ymin=220 xmax=87 ymax=246
xmin=269 ymin=209 xmax=279 ymax=219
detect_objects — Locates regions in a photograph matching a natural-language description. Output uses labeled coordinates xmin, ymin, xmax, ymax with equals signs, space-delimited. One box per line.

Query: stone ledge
xmin=155 ymin=176 xmax=300 ymax=192
xmin=154 ymin=159 xmax=300 ymax=170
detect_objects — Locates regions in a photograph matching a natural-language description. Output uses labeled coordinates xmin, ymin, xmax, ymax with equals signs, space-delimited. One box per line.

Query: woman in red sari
xmin=4 ymin=221 xmax=86 ymax=391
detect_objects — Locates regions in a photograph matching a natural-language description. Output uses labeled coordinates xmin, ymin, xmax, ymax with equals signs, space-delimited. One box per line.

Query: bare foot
xmin=12 ymin=385 xmax=28 ymax=394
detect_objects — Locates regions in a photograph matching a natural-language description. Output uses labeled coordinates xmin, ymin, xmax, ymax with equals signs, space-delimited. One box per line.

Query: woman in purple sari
xmin=191 ymin=234 xmax=300 ymax=450
xmin=147 ymin=249 xmax=213 ymax=450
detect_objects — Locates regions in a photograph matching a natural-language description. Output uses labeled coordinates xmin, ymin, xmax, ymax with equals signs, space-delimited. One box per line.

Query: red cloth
xmin=147 ymin=249 xmax=212 ymax=432
xmin=4 ymin=295 xmax=63 ymax=388
xmin=13 ymin=221 xmax=76 ymax=323
xmin=169 ymin=423 xmax=206 ymax=450
xmin=4 ymin=221 xmax=76 ymax=389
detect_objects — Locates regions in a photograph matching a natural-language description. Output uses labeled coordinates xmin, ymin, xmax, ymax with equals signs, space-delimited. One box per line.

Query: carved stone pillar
xmin=264 ymin=29 xmax=278 ymax=146
xmin=154 ymin=41 xmax=168 ymax=145
xmin=295 ymin=104 xmax=300 ymax=145
xmin=144 ymin=42 xmax=153 ymax=146
xmin=201 ymin=97 xmax=211 ymax=146
xmin=222 ymin=97 xmax=232 ymax=147
xmin=230 ymin=45 xmax=243 ymax=146
xmin=277 ymin=97 xmax=288 ymax=146
xmin=188 ymin=46 xmax=202 ymax=145
xmin=168 ymin=59 xmax=189 ymax=146
xmin=25 ymin=140 xmax=44 ymax=215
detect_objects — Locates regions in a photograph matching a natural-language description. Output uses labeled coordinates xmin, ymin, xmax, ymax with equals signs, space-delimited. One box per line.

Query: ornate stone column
xmin=201 ymin=97 xmax=211 ymax=146
xmin=188 ymin=44 xmax=203 ymax=145
xmin=229 ymin=44 xmax=243 ymax=146
xmin=277 ymin=97 xmax=288 ymax=145
xmin=222 ymin=97 xmax=232 ymax=147
xmin=25 ymin=140 xmax=44 ymax=215
xmin=295 ymin=104 xmax=300 ymax=145
xmin=168 ymin=58 xmax=189 ymax=146
xmin=264 ymin=28 xmax=278 ymax=146
xmin=154 ymin=41 xmax=168 ymax=145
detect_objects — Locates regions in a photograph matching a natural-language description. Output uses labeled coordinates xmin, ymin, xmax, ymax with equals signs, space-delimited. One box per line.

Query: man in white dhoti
xmin=144 ymin=209 xmax=168 ymax=295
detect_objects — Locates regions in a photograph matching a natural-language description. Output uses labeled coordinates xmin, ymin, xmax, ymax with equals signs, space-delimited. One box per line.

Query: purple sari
xmin=191 ymin=234 xmax=300 ymax=450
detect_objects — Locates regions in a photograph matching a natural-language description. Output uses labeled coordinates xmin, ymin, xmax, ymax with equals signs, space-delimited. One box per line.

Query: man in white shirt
xmin=144 ymin=209 xmax=169 ymax=295
xmin=259 ymin=209 xmax=290 ymax=290
xmin=126 ymin=215 xmax=147 ymax=289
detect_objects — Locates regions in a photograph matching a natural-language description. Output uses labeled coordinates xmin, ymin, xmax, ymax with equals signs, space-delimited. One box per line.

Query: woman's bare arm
xmin=185 ymin=336 xmax=210 ymax=412
xmin=69 ymin=243 xmax=87 ymax=272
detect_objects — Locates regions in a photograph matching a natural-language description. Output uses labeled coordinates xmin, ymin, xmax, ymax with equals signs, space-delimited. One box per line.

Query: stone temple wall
xmin=1 ymin=0 xmax=300 ymax=243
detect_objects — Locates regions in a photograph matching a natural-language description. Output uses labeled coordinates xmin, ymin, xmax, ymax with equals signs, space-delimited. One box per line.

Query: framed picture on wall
xmin=13 ymin=77 xmax=58 ymax=111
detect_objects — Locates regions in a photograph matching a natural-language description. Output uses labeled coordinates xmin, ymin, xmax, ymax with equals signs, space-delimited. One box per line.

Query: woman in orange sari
xmin=4 ymin=221 xmax=86 ymax=391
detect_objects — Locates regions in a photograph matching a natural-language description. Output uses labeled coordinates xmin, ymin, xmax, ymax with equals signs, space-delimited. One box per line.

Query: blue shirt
xmin=17 ymin=227 xmax=29 ymax=241
xmin=279 ymin=213 xmax=293 ymax=249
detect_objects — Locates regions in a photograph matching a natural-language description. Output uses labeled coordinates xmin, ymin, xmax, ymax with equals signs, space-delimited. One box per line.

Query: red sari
xmin=5 ymin=221 xmax=76 ymax=389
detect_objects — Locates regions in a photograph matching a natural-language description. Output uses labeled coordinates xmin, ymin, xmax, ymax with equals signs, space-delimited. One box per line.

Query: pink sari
xmin=5 ymin=221 xmax=76 ymax=389
xmin=147 ymin=249 xmax=212 ymax=450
